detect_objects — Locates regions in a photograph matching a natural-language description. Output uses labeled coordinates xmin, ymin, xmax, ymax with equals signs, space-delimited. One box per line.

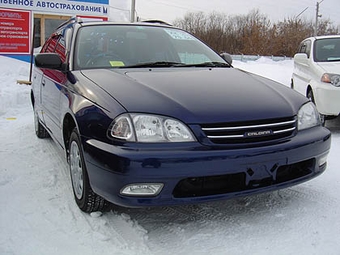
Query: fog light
xmin=120 ymin=183 xmax=164 ymax=196
xmin=318 ymin=155 xmax=328 ymax=167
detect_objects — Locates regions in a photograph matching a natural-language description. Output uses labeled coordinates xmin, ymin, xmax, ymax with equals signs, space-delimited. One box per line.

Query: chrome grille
xmin=201 ymin=117 xmax=297 ymax=144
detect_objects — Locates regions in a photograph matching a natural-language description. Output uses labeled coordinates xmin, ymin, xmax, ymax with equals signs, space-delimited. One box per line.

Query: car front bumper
xmin=82 ymin=126 xmax=331 ymax=207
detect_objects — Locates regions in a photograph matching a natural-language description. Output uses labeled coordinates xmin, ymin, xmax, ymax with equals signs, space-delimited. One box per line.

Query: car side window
xmin=55 ymin=36 xmax=66 ymax=62
xmin=41 ymin=35 xmax=58 ymax=53
xmin=298 ymin=40 xmax=311 ymax=58
xmin=41 ymin=34 xmax=66 ymax=62
xmin=305 ymin=40 xmax=311 ymax=58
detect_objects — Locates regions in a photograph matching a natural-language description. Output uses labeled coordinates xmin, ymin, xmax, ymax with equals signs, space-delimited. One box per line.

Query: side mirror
xmin=35 ymin=53 xmax=65 ymax=71
xmin=293 ymin=53 xmax=309 ymax=65
xmin=220 ymin=52 xmax=233 ymax=65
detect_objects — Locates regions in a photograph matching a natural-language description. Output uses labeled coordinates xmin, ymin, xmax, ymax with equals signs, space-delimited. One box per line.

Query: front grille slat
xmin=201 ymin=116 xmax=296 ymax=144
xmin=273 ymin=127 xmax=296 ymax=134
xmin=207 ymin=134 xmax=244 ymax=139
xmin=202 ymin=119 xmax=296 ymax=131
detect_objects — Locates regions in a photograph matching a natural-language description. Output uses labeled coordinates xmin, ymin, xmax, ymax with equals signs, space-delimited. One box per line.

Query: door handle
xmin=42 ymin=80 xmax=45 ymax=86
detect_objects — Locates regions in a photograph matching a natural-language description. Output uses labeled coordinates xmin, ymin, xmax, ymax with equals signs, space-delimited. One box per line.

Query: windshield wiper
xmin=123 ymin=61 xmax=231 ymax=68
xmin=182 ymin=62 xmax=231 ymax=67
xmin=124 ymin=61 xmax=186 ymax=68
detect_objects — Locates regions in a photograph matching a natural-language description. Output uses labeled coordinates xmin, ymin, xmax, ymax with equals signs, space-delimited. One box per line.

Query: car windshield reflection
xmin=74 ymin=25 xmax=226 ymax=69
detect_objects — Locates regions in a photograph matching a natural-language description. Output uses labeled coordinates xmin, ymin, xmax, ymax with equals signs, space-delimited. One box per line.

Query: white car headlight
xmin=297 ymin=102 xmax=321 ymax=130
xmin=321 ymin=73 xmax=340 ymax=87
xmin=109 ymin=113 xmax=196 ymax=142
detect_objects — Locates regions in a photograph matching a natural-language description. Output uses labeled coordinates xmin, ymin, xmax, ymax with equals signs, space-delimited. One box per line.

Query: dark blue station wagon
xmin=31 ymin=18 xmax=331 ymax=213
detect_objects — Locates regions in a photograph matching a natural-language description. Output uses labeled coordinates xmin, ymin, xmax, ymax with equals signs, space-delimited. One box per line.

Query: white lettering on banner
xmin=36 ymin=1 xmax=102 ymax=13
xmin=0 ymin=0 xmax=108 ymax=15
xmin=0 ymin=0 xmax=34 ymax=7
xmin=0 ymin=12 xmax=22 ymax=19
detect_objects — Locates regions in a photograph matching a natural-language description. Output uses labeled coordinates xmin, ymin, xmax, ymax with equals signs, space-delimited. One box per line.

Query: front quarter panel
xmin=62 ymin=71 xmax=126 ymax=143
xmin=293 ymin=54 xmax=312 ymax=96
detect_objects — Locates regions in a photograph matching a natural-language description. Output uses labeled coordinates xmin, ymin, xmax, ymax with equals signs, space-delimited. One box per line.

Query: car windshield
xmin=74 ymin=24 xmax=227 ymax=69
xmin=314 ymin=37 xmax=340 ymax=62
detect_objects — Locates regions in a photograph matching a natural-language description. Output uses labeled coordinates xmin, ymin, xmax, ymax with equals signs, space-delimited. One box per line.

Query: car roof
xmin=56 ymin=17 xmax=173 ymax=31
xmin=81 ymin=21 xmax=171 ymax=27
xmin=304 ymin=35 xmax=340 ymax=42
xmin=314 ymin=35 xmax=340 ymax=39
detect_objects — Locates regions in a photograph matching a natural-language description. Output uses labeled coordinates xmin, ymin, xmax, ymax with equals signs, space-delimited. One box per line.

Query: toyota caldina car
xmin=31 ymin=18 xmax=331 ymax=213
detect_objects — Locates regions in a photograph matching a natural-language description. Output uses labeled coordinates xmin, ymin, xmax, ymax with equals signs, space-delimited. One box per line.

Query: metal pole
xmin=130 ymin=0 xmax=136 ymax=22
xmin=314 ymin=0 xmax=324 ymax=36
xmin=314 ymin=2 xmax=319 ymax=36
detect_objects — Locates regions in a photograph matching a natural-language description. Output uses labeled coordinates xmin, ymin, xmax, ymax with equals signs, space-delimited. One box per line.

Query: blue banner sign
xmin=0 ymin=0 xmax=109 ymax=16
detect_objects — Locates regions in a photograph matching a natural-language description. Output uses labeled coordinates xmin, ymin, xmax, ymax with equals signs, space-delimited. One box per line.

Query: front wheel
xmin=69 ymin=128 xmax=108 ymax=213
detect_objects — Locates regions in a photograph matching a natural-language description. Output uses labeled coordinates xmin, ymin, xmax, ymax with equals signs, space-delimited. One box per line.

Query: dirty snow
xmin=1 ymin=56 xmax=339 ymax=255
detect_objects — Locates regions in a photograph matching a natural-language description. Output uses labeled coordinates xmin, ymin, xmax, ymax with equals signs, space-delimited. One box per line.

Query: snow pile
xmin=234 ymin=57 xmax=294 ymax=86
xmin=0 ymin=56 xmax=339 ymax=255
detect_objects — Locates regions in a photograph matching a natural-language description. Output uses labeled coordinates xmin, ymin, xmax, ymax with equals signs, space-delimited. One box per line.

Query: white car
xmin=291 ymin=35 xmax=340 ymax=123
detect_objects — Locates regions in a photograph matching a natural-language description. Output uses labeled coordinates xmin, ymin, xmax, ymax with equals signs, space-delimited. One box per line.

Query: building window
xmin=33 ymin=14 xmax=71 ymax=48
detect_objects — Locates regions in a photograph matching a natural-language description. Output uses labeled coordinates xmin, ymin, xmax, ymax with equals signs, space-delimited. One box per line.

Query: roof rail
xmin=56 ymin=16 xmax=83 ymax=30
xmin=142 ymin=20 xmax=172 ymax=26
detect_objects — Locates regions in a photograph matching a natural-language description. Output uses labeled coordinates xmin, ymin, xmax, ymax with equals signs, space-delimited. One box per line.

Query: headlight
xmin=109 ymin=113 xmax=196 ymax=142
xmin=321 ymin=73 xmax=340 ymax=87
xmin=297 ymin=102 xmax=321 ymax=130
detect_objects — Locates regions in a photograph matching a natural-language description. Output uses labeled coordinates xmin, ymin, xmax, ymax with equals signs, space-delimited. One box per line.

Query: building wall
xmin=0 ymin=0 xmax=109 ymax=17
xmin=0 ymin=0 xmax=119 ymax=61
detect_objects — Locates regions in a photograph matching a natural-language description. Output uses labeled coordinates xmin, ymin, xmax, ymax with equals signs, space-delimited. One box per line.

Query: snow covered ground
xmin=1 ymin=56 xmax=339 ymax=255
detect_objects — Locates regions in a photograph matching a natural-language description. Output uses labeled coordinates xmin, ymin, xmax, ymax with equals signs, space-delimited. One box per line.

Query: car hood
xmin=81 ymin=68 xmax=306 ymax=124
xmin=316 ymin=61 xmax=340 ymax=73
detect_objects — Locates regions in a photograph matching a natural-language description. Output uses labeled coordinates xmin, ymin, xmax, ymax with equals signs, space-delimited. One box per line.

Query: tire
xmin=69 ymin=128 xmax=108 ymax=213
xmin=307 ymin=89 xmax=325 ymax=126
xmin=34 ymin=108 xmax=49 ymax=138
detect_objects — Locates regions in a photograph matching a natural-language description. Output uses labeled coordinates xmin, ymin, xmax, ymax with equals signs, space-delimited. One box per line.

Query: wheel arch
xmin=290 ymin=78 xmax=294 ymax=89
xmin=63 ymin=113 xmax=77 ymax=158
xmin=306 ymin=84 xmax=313 ymax=98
